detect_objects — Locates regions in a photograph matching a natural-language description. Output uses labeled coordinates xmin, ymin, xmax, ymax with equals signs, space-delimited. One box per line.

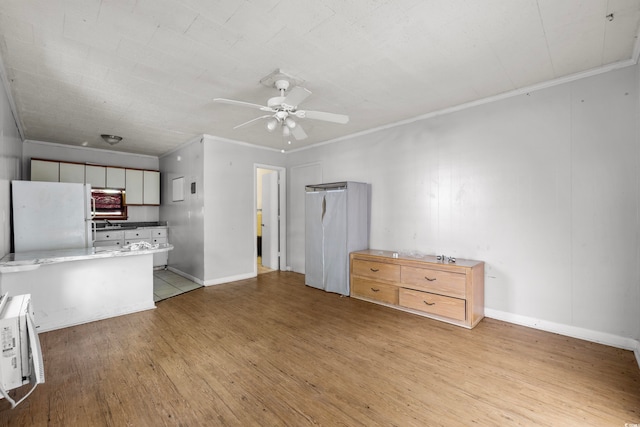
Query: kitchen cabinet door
xmin=125 ymin=169 xmax=143 ymax=205
xmin=31 ymin=159 xmax=59 ymax=182
xmin=106 ymin=167 xmax=126 ymax=188
xmin=94 ymin=230 xmax=124 ymax=248
xmin=59 ymin=162 xmax=85 ymax=183
xmin=85 ymin=165 xmax=106 ymax=188
xmin=143 ymin=170 xmax=160 ymax=205
xmin=124 ymin=228 xmax=152 ymax=244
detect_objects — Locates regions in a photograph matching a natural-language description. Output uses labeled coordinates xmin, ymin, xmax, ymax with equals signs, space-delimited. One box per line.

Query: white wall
xmin=0 ymin=72 xmax=22 ymax=258
xmin=160 ymin=136 xmax=286 ymax=285
xmin=286 ymin=64 xmax=640 ymax=345
xmin=287 ymin=163 xmax=322 ymax=273
xmin=22 ymin=140 xmax=160 ymax=222
xmin=22 ymin=140 xmax=159 ymax=173
xmin=201 ymin=136 xmax=285 ymax=284
xmin=159 ymin=136 xmax=205 ymax=282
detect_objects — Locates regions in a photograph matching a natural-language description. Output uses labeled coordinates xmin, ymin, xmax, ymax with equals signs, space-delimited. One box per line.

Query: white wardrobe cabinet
xmin=304 ymin=181 xmax=370 ymax=296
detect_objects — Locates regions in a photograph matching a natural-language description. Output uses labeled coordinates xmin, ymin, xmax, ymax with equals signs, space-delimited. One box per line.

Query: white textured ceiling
xmin=0 ymin=0 xmax=639 ymax=156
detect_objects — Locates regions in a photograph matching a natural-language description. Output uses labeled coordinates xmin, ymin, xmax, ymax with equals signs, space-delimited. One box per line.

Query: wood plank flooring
xmin=1 ymin=271 xmax=638 ymax=426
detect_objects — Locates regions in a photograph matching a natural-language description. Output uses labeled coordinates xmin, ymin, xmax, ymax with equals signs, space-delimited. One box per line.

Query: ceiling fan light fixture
xmin=215 ymin=75 xmax=349 ymax=141
xmin=284 ymin=117 xmax=296 ymax=129
xmin=266 ymin=118 xmax=278 ymax=131
xmin=101 ymin=134 xmax=123 ymax=145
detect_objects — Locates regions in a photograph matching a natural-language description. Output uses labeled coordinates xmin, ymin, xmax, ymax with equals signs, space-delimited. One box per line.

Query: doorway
xmin=255 ymin=165 xmax=286 ymax=275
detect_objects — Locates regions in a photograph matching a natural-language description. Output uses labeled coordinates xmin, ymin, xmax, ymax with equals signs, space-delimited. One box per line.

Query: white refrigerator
xmin=12 ymin=180 xmax=94 ymax=252
xmin=305 ymin=181 xmax=369 ymax=296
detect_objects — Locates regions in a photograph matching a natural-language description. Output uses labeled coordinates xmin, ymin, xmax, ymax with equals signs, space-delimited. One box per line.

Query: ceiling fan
xmin=214 ymin=79 xmax=349 ymax=141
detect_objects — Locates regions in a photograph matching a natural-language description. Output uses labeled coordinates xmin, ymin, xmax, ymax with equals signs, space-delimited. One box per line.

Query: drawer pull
xmin=424 ymin=276 xmax=436 ymax=281
xmin=423 ymin=300 xmax=436 ymax=306
xmin=370 ymin=288 xmax=380 ymax=292
xmin=370 ymin=268 xmax=379 ymax=272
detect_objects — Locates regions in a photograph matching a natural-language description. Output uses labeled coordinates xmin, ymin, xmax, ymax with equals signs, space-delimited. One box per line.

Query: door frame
xmin=260 ymin=170 xmax=279 ymax=270
xmin=254 ymin=164 xmax=287 ymax=274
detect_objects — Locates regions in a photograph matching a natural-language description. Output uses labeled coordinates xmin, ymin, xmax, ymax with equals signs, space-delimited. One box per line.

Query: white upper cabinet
xmin=143 ymin=170 xmax=160 ymax=205
xmin=31 ymin=159 xmax=59 ymax=181
xmin=59 ymin=162 xmax=85 ymax=183
xmin=106 ymin=167 xmax=126 ymax=189
xmin=85 ymin=165 xmax=106 ymax=188
xmin=125 ymin=169 xmax=144 ymax=205
xmin=124 ymin=169 xmax=160 ymax=205
xmin=30 ymin=159 xmax=159 ymax=206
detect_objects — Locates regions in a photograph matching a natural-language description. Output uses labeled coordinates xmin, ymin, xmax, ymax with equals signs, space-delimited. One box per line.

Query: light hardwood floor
xmin=1 ymin=271 xmax=638 ymax=426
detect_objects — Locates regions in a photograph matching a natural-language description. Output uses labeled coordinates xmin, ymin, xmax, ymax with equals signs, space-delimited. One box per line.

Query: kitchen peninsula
xmin=0 ymin=243 xmax=172 ymax=332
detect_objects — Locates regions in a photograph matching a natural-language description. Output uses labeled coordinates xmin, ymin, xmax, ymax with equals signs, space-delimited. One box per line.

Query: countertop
xmin=95 ymin=221 xmax=168 ymax=231
xmin=351 ymin=249 xmax=483 ymax=268
xmin=0 ymin=243 xmax=173 ymax=273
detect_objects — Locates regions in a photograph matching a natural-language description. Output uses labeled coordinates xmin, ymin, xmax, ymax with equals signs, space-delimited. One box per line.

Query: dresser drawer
xmin=399 ymin=288 xmax=466 ymax=321
xmin=149 ymin=228 xmax=167 ymax=238
xmin=401 ymin=266 xmax=466 ymax=298
xmin=95 ymin=230 xmax=124 ymax=241
xmin=95 ymin=240 xmax=123 ymax=248
xmin=352 ymin=259 xmax=400 ymax=282
xmin=124 ymin=229 xmax=152 ymax=240
xmin=351 ymin=277 xmax=398 ymax=305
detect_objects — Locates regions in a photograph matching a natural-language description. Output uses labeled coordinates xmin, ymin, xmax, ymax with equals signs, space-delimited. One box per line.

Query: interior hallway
xmin=257 ymin=256 xmax=275 ymax=275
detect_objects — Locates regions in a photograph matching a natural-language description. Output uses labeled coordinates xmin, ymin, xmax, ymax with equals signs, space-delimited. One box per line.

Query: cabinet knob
xmin=370 ymin=268 xmax=379 ymax=272
xmin=370 ymin=288 xmax=380 ymax=292
xmin=425 ymin=276 xmax=436 ymax=281
xmin=423 ymin=300 xmax=436 ymax=306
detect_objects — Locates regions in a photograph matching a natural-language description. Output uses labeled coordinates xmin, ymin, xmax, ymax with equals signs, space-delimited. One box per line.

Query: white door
xmin=12 ymin=181 xmax=89 ymax=251
xmin=304 ymin=190 xmax=324 ymax=288
xmin=322 ymin=190 xmax=348 ymax=295
xmin=261 ymin=172 xmax=279 ymax=270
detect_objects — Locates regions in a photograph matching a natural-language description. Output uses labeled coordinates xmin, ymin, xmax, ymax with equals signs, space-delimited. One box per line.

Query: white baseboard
xmin=166 ymin=267 xmax=256 ymax=286
xmin=166 ymin=266 xmax=204 ymax=285
xmin=203 ymin=272 xmax=256 ymax=286
xmin=484 ymin=308 xmax=640 ymax=361
xmin=37 ymin=302 xmax=156 ymax=333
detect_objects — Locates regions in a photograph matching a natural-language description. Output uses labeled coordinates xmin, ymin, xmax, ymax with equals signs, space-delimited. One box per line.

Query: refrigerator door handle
xmin=90 ymin=197 xmax=96 ymax=218
xmin=321 ymin=195 xmax=326 ymax=223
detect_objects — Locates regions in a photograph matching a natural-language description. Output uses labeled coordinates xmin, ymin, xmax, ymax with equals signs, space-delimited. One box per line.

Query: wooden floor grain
xmin=1 ymin=271 xmax=638 ymax=426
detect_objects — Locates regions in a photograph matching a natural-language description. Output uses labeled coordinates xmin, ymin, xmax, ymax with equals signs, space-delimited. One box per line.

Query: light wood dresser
xmin=350 ymin=250 xmax=484 ymax=329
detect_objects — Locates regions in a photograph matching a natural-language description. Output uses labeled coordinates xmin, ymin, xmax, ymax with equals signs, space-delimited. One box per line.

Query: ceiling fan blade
xmin=290 ymin=123 xmax=308 ymax=140
xmin=296 ymin=110 xmax=349 ymax=124
xmin=214 ymin=98 xmax=274 ymax=112
xmin=233 ymin=115 xmax=272 ymax=129
xmin=282 ymin=86 xmax=311 ymax=108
